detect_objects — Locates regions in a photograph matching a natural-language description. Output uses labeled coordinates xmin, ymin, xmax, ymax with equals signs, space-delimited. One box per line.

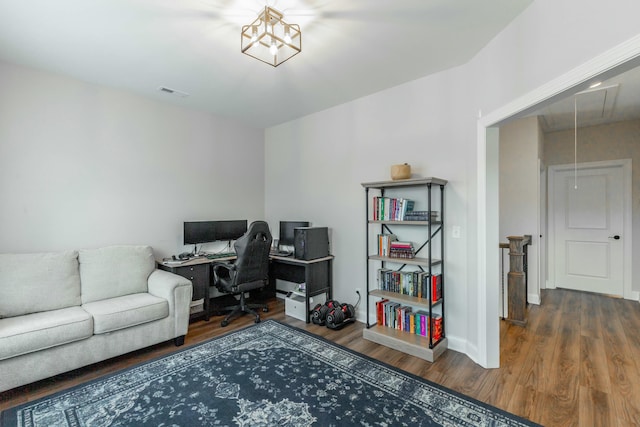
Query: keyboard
xmin=205 ymin=252 xmax=236 ymax=259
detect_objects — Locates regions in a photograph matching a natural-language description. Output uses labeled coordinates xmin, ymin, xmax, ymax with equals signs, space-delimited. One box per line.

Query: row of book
xmin=372 ymin=197 xmax=415 ymax=221
xmin=378 ymin=268 xmax=443 ymax=302
xmin=376 ymin=299 xmax=443 ymax=341
xmin=389 ymin=240 xmax=415 ymax=259
xmin=371 ymin=196 xmax=440 ymax=222
xmin=404 ymin=210 xmax=440 ymax=222
xmin=377 ymin=234 xmax=416 ymax=259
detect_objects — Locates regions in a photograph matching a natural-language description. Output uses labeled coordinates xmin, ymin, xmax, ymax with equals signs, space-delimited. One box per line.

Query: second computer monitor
xmin=215 ymin=220 xmax=248 ymax=241
xmin=279 ymin=221 xmax=310 ymax=247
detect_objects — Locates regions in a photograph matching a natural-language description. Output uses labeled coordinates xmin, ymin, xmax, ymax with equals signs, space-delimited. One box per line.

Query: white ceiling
xmin=533 ymin=65 xmax=640 ymax=132
xmin=0 ymin=0 xmax=533 ymax=128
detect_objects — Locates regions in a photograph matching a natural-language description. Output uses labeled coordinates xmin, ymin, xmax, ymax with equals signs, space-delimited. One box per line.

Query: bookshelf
xmin=361 ymin=177 xmax=447 ymax=362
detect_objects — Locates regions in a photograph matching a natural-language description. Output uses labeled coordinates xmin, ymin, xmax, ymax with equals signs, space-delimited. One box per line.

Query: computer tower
xmin=294 ymin=227 xmax=329 ymax=260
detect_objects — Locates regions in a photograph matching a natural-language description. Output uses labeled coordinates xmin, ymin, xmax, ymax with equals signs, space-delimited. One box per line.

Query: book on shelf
xmin=375 ymin=298 xmax=389 ymax=326
xmin=431 ymin=274 xmax=443 ymax=302
xmin=374 ymin=302 xmax=442 ymax=341
xmin=389 ymin=240 xmax=415 ymax=259
xmin=373 ymin=197 xmax=416 ymax=221
xmin=384 ymin=301 xmax=400 ymax=329
xmin=378 ymin=301 xmax=417 ymax=331
xmin=377 ymin=234 xmax=397 ymax=257
xmin=390 ymin=241 xmax=412 ymax=248
xmin=379 ymin=300 xmax=389 ymax=326
xmin=419 ymin=272 xmax=430 ymax=299
xmin=404 ymin=306 xmax=414 ymax=332
xmin=409 ymin=311 xmax=416 ymax=334
xmin=396 ymin=305 xmax=411 ymax=331
xmin=403 ymin=210 xmax=440 ymax=222
xmin=377 ymin=268 xmax=430 ymax=298
xmin=432 ymin=314 xmax=443 ymax=341
xmin=414 ymin=310 xmax=428 ymax=338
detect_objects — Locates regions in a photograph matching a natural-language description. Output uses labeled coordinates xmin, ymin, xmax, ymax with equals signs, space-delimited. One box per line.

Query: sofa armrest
xmin=148 ymin=269 xmax=193 ymax=337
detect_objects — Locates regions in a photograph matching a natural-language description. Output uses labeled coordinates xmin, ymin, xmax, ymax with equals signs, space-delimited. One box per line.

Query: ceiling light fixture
xmin=241 ymin=6 xmax=301 ymax=67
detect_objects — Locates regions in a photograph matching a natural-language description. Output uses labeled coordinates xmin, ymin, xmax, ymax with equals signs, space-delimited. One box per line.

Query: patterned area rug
xmin=2 ymin=321 xmax=539 ymax=426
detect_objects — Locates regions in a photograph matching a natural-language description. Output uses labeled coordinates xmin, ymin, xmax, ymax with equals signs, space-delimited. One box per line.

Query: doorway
xmin=478 ymin=35 xmax=640 ymax=368
xmin=547 ymin=160 xmax=632 ymax=298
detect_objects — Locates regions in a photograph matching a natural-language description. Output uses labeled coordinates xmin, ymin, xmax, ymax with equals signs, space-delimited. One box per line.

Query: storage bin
xmin=285 ymin=293 xmax=326 ymax=321
xmin=190 ymin=298 xmax=204 ymax=315
xmin=285 ymin=294 xmax=306 ymax=321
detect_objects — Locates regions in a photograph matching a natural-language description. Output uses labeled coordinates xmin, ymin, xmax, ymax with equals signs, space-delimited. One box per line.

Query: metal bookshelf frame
xmin=363 ymin=178 xmax=447 ymax=351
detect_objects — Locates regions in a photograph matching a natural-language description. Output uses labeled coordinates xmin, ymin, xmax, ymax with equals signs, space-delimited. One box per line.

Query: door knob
xmin=609 ymin=235 xmax=621 ymax=240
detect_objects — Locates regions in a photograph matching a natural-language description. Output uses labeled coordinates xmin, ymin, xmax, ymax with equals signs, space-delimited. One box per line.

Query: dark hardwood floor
xmin=2 ymin=289 xmax=640 ymax=426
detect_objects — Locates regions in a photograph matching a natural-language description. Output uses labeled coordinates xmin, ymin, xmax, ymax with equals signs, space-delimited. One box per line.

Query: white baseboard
xmin=356 ymin=308 xmax=369 ymax=325
xmin=528 ymin=293 xmax=541 ymax=305
xmin=447 ymin=335 xmax=467 ymax=354
xmin=460 ymin=340 xmax=479 ymax=366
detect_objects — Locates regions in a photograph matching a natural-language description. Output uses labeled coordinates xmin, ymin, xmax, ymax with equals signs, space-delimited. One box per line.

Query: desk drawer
xmin=162 ymin=263 xmax=210 ymax=300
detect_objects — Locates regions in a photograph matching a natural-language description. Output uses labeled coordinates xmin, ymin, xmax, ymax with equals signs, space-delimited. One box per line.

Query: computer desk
xmin=269 ymin=254 xmax=334 ymax=323
xmin=158 ymin=254 xmax=334 ymax=323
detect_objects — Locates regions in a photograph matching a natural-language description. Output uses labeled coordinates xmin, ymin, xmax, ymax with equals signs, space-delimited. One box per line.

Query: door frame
xmin=539 ymin=158 xmax=547 ymax=295
xmin=477 ymin=34 xmax=640 ymax=368
xmin=547 ymin=159 xmax=633 ymax=299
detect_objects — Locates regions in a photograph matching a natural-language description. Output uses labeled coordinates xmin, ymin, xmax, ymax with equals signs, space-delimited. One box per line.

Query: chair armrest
xmin=148 ymin=269 xmax=193 ymax=336
xmin=212 ymin=262 xmax=236 ymax=282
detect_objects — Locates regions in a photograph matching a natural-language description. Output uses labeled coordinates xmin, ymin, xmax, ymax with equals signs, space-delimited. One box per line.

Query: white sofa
xmin=0 ymin=245 xmax=193 ymax=393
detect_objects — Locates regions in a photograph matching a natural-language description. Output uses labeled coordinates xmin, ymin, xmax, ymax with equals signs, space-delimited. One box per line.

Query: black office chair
xmin=212 ymin=220 xmax=272 ymax=327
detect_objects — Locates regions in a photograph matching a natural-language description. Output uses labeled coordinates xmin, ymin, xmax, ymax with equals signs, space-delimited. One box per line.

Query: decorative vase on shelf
xmin=390 ymin=163 xmax=411 ymax=180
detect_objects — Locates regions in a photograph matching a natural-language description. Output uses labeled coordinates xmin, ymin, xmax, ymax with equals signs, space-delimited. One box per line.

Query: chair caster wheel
xmin=255 ymin=317 xmax=261 ymax=323
xmin=221 ymin=320 xmax=229 ymax=327
xmin=262 ymin=307 xmax=268 ymax=312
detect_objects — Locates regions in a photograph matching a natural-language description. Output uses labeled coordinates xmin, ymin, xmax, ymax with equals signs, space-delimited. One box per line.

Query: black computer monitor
xmin=214 ymin=220 xmax=248 ymax=241
xmin=183 ymin=221 xmax=217 ymax=245
xmin=279 ymin=221 xmax=310 ymax=247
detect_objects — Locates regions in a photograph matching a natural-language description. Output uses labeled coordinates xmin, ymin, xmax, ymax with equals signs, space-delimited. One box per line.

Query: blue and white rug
xmin=2 ymin=321 xmax=539 ymax=426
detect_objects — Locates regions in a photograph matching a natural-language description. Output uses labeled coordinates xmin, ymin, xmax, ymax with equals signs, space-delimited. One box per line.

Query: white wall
xmin=499 ymin=117 xmax=542 ymax=306
xmin=0 ymin=62 xmax=265 ymax=258
xmin=265 ymin=66 xmax=475 ymax=355
xmin=265 ymin=0 xmax=640 ymax=366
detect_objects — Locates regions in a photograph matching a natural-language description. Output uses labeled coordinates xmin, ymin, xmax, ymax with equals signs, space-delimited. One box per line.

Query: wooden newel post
xmin=507 ymin=235 xmax=529 ymax=326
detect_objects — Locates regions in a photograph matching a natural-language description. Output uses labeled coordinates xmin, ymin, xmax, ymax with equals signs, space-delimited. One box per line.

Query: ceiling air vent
xmin=158 ymin=86 xmax=190 ymax=97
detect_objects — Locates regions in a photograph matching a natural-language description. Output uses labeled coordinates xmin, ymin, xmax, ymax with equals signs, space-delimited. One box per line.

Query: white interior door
xmin=550 ymin=162 xmax=625 ymax=296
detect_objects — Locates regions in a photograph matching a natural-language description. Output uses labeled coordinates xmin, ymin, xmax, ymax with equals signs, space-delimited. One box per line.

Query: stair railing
xmin=500 ymin=235 xmax=531 ymax=325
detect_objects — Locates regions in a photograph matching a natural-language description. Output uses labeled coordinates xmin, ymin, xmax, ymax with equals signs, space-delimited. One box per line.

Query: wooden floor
xmin=2 ymin=288 xmax=640 ymax=426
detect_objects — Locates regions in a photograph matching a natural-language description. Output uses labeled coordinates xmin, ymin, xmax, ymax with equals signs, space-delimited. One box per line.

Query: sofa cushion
xmin=82 ymin=293 xmax=169 ymax=334
xmin=0 ymin=306 xmax=92 ymax=361
xmin=0 ymin=251 xmax=81 ymax=318
xmin=79 ymin=246 xmax=155 ymax=304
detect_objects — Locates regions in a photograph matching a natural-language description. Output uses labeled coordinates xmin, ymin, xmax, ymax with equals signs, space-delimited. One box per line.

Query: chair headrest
xmin=247 ymin=221 xmax=270 ymax=239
